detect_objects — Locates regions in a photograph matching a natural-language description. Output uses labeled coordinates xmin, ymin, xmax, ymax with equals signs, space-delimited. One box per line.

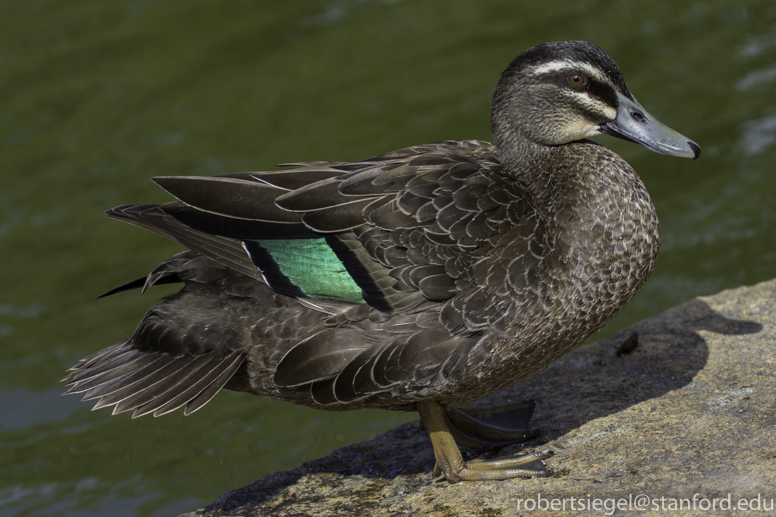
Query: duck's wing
xmin=146 ymin=140 xmax=531 ymax=316
xmin=70 ymin=139 xmax=545 ymax=412
xmin=142 ymin=139 xmax=542 ymax=406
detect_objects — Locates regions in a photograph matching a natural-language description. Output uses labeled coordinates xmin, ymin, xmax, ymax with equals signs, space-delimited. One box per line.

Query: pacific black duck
xmin=65 ymin=41 xmax=699 ymax=482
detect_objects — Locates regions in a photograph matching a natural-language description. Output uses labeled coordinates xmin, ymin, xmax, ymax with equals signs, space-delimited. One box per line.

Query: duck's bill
xmin=600 ymin=92 xmax=700 ymax=159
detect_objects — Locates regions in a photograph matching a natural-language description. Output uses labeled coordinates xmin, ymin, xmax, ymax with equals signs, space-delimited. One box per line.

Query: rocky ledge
xmin=183 ymin=280 xmax=776 ymax=516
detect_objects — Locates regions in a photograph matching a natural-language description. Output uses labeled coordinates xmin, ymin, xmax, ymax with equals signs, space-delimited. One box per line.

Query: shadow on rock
xmin=491 ymin=299 xmax=761 ymax=448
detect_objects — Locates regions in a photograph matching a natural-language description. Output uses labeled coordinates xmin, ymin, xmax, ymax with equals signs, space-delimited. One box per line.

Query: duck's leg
xmin=417 ymin=400 xmax=550 ymax=482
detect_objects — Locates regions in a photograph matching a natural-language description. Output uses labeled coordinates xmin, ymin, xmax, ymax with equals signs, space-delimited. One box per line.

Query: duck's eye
xmin=568 ymin=74 xmax=586 ymax=86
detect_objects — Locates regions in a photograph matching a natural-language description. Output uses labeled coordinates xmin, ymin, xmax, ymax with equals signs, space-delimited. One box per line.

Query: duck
xmin=64 ymin=41 xmax=699 ymax=483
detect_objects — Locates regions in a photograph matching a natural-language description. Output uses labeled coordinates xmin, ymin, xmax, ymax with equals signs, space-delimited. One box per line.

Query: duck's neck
xmin=494 ymin=128 xmax=654 ymax=240
xmin=492 ymin=127 xmax=584 ymax=213
xmin=490 ymin=76 xmax=573 ymax=188
xmin=494 ymin=130 xmax=554 ymax=176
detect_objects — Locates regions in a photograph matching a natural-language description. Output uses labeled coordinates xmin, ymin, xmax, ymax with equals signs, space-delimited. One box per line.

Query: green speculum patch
xmin=245 ymin=238 xmax=365 ymax=304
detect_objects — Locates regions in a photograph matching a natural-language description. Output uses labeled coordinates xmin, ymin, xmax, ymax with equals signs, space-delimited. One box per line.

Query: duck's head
xmin=492 ymin=40 xmax=700 ymax=162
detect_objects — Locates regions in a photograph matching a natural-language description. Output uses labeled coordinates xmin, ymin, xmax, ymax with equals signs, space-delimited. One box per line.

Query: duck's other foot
xmin=445 ymin=399 xmax=538 ymax=448
xmin=418 ymin=400 xmax=551 ymax=482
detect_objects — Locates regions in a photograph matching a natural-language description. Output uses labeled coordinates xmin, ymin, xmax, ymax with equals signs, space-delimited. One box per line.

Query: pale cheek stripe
xmin=561 ymin=90 xmax=618 ymax=120
xmin=561 ymin=118 xmax=602 ymax=139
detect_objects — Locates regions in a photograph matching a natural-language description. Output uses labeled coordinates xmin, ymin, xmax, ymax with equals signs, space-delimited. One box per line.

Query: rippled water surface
xmin=2 ymin=0 xmax=775 ymax=515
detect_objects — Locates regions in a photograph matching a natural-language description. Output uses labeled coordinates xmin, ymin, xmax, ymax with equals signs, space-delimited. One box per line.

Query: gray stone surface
xmin=182 ymin=280 xmax=776 ymax=516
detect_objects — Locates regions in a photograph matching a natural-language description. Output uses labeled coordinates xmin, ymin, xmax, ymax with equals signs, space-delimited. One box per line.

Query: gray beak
xmin=601 ymin=92 xmax=700 ymax=159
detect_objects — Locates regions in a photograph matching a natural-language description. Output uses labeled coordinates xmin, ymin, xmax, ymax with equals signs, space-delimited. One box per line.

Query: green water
xmin=2 ymin=0 xmax=775 ymax=515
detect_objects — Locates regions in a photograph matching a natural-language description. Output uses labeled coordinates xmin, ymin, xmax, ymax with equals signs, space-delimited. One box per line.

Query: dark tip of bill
xmin=688 ymin=141 xmax=701 ymax=160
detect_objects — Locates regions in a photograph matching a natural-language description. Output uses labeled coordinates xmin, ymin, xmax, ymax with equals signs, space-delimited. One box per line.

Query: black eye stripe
xmin=551 ymin=71 xmax=618 ymax=111
xmin=585 ymin=79 xmax=618 ymax=111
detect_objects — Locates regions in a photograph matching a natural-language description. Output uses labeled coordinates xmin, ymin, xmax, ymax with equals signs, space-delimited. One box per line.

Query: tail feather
xmin=62 ymin=342 xmax=126 ymax=381
xmin=85 ymin=354 xmax=178 ymax=404
xmin=182 ymin=352 xmax=246 ymax=416
xmin=134 ymin=351 xmax=245 ymax=418
xmin=64 ymin=342 xmax=247 ymax=418
xmin=65 ymin=353 xmax=160 ymax=395
xmin=112 ymin=355 xmax=214 ymax=414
